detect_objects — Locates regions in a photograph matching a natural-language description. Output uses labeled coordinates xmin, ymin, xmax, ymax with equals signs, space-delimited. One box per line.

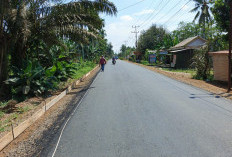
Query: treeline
xmin=0 ymin=0 xmax=117 ymax=101
xmin=119 ymin=0 xmax=230 ymax=58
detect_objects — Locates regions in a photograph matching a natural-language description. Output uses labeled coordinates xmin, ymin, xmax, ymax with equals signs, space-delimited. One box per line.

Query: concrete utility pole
xmin=132 ymin=26 xmax=139 ymax=48
xmin=228 ymin=1 xmax=232 ymax=92
xmin=124 ymin=41 xmax=128 ymax=59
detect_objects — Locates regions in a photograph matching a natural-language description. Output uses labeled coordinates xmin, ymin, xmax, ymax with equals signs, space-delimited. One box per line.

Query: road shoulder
xmin=0 ymin=67 xmax=99 ymax=157
xmin=127 ymin=60 xmax=232 ymax=100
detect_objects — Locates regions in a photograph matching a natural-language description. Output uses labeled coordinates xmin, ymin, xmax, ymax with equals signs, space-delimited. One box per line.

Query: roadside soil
xmin=128 ymin=61 xmax=232 ymax=100
xmin=0 ymin=67 xmax=99 ymax=157
xmin=0 ymin=66 xmax=96 ymax=139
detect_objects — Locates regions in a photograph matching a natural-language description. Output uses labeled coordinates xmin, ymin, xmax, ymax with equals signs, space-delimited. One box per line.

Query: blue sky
xmin=101 ymin=0 xmax=197 ymax=53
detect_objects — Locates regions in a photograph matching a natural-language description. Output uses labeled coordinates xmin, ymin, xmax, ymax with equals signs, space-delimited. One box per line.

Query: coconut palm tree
xmin=190 ymin=0 xmax=212 ymax=38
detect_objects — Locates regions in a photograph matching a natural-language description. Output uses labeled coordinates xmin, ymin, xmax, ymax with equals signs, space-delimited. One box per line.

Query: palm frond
xmin=193 ymin=11 xmax=200 ymax=22
xmin=190 ymin=6 xmax=200 ymax=13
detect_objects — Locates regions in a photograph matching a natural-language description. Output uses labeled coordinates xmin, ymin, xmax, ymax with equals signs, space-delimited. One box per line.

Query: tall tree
xmin=0 ymin=0 xmax=117 ymax=98
xmin=190 ymin=0 xmax=212 ymax=38
xmin=137 ymin=25 xmax=168 ymax=54
xmin=211 ymin=0 xmax=230 ymax=33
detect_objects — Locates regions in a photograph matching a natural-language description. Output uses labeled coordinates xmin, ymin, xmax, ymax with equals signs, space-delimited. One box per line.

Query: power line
xmin=139 ymin=0 xmax=172 ymax=29
xmin=118 ymin=0 xmax=147 ymax=12
xmin=132 ymin=0 xmax=157 ymax=25
xmin=162 ymin=0 xmax=192 ymax=26
xmin=137 ymin=0 xmax=165 ymax=28
xmin=102 ymin=0 xmax=147 ymax=18
xmin=151 ymin=0 xmax=184 ymax=25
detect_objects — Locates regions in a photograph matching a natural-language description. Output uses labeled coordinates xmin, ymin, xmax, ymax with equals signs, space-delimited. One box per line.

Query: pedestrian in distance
xmin=99 ymin=55 xmax=107 ymax=72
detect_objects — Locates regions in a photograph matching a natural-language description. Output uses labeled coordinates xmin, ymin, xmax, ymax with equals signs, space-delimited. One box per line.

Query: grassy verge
xmin=0 ymin=106 xmax=31 ymax=132
xmin=72 ymin=64 xmax=96 ymax=79
xmin=0 ymin=63 xmax=97 ymax=134
xmin=161 ymin=68 xmax=196 ymax=76
xmin=59 ymin=62 xmax=96 ymax=89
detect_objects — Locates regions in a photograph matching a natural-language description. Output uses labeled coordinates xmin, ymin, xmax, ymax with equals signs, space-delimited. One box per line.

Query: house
xmin=147 ymin=50 xmax=170 ymax=64
xmin=169 ymin=36 xmax=207 ymax=68
xmin=134 ymin=51 xmax=142 ymax=61
xmin=209 ymin=50 xmax=230 ymax=82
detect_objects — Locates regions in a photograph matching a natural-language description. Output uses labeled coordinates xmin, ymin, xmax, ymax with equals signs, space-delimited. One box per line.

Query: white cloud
xmin=105 ymin=20 xmax=136 ymax=53
xmin=120 ymin=15 xmax=133 ymax=21
xmin=134 ymin=9 xmax=154 ymax=16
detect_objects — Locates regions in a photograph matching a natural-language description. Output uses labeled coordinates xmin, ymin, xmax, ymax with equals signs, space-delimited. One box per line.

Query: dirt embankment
xmin=129 ymin=61 xmax=232 ymax=100
xmin=0 ymin=67 xmax=99 ymax=157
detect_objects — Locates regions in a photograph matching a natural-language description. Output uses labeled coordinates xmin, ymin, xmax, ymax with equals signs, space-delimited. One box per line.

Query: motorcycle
xmin=112 ymin=59 xmax=116 ymax=65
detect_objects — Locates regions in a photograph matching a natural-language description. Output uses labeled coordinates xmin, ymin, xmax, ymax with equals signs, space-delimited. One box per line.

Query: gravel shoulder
xmin=128 ymin=61 xmax=232 ymax=100
xmin=0 ymin=67 xmax=99 ymax=157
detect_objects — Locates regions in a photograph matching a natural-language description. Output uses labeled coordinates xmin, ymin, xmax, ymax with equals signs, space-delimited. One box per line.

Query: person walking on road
xmin=99 ymin=55 xmax=107 ymax=72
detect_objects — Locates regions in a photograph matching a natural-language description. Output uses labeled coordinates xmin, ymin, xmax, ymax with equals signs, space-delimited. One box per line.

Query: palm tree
xmin=190 ymin=0 xmax=212 ymax=38
xmin=0 ymin=0 xmax=117 ymax=98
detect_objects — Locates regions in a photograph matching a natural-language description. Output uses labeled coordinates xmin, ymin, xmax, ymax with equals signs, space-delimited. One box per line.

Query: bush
xmin=5 ymin=60 xmax=56 ymax=99
xmin=191 ymin=46 xmax=211 ymax=80
xmin=141 ymin=60 xmax=149 ymax=65
xmin=129 ymin=56 xmax=136 ymax=62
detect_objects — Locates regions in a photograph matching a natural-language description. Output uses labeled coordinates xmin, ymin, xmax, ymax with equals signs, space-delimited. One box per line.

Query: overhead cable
xmin=163 ymin=0 xmax=191 ymax=26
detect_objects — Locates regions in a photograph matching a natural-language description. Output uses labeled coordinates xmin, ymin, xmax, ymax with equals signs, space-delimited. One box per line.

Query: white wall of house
xmin=187 ymin=39 xmax=206 ymax=47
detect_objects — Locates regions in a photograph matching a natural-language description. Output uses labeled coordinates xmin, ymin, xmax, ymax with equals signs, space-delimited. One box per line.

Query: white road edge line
xmin=51 ymin=72 xmax=99 ymax=157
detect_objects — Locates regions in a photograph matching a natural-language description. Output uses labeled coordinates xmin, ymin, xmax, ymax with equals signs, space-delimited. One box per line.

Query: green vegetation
xmin=120 ymin=0 xmax=231 ymax=81
xmin=140 ymin=60 xmax=149 ymax=66
xmin=118 ymin=45 xmax=135 ymax=59
xmin=0 ymin=0 xmax=117 ymax=132
xmin=72 ymin=62 xmax=96 ymax=80
xmin=0 ymin=0 xmax=117 ymax=102
xmin=17 ymin=106 xmax=32 ymax=114
xmin=161 ymin=68 xmax=196 ymax=76
xmin=137 ymin=25 xmax=171 ymax=55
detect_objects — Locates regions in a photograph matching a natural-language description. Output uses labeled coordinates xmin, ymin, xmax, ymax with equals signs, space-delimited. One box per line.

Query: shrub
xmin=141 ymin=60 xmax=149 ymax=65
xmin=129 ymin=56 xmax=136 ymax=62
xmin=5 ymin=60 xmax=56 ymax=99
xmin=191 ymin=46 xmax=211 ymax=80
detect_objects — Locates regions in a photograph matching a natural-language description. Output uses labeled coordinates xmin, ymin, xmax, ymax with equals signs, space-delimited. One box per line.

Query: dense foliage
xmin=0 ymin=0 xmax=117 ymax=100
xmin=119 ymin=0 xmax=231 ymax=80
xmin=118 ymin=44 xmax=135 ymax=59
xmin=211 ymin=0 xmax=230 ymax=33
xmin=137 ymin=25 xmax=169 ymax=54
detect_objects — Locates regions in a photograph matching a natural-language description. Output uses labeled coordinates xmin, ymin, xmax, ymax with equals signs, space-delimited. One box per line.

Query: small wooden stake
xmin=11 ymin=122 xmax=14 ymax=139
xmin=44 ymin=100 xmax=47 ymax=112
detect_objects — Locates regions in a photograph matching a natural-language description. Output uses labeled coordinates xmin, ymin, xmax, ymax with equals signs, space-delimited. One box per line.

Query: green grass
xmin=140 ymin=60 xmax=149 ymax=65
xmin=0 ymin=63 xmax=97 ymax=133
xmin=58 ymin=62 xmax=96 ymax=89
xmin=0 ymin=101 xmax=8 ymax=108
xmin=0 ymin=111 xmax=5 ymax=119
xmin=0 ymin=113 xmax=19 ymax=132
xmin=17 ymin=106 xmax=31 ymax=114
xmin=0 ymin=101 xmax=8 ymax=119
xmin=161 ymin=68 xmax=196 ymax=76
xmin=72 ymin=65 xmax=96 ymax=80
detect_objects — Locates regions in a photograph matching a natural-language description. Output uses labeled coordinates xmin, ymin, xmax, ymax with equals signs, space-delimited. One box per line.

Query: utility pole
xmin=124 ymin=41 xmax=127 ymax=59
xmin=132 ymin=26 xmax=139 ymax=48
xmin=228 ymin=1 xmax=232 ymax=92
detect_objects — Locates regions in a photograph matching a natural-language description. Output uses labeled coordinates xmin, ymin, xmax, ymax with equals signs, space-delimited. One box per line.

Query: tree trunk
xmin=0 ymin=38 xmax=10 ymax=99
xmin=11 ymin=39 xmax=25 ymax=68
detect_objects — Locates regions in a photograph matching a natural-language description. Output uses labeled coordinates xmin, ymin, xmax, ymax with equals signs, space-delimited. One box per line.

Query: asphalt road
xmin=47 ymin=60 xmax=232 ymax=157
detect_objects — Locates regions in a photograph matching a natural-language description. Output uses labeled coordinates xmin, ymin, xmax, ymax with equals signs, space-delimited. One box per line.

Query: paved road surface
xmin=46 ymin=60 xmax=232 ymax=157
